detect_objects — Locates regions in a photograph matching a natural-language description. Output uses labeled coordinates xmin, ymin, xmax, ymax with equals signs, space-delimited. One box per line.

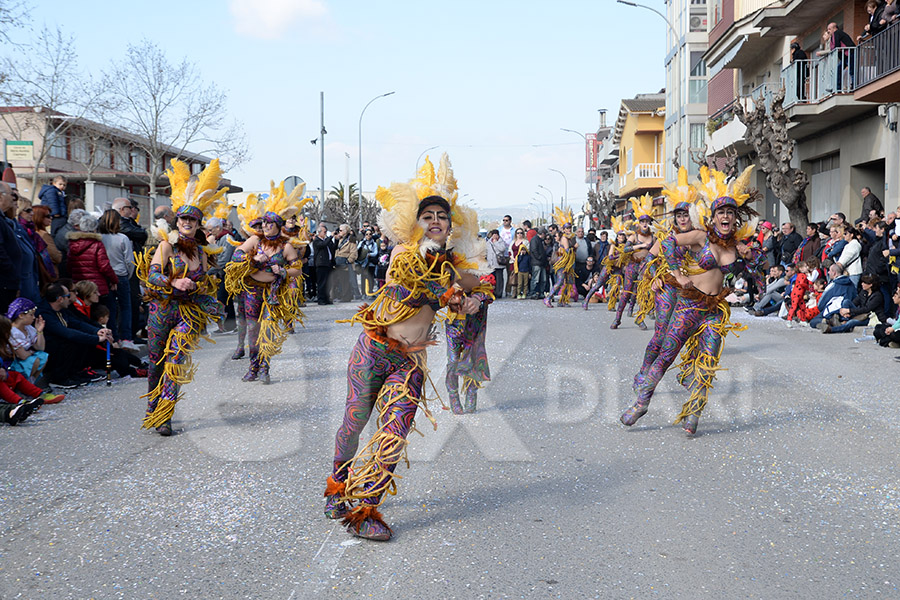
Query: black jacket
xmin=312 ymin=235 xmax=336 ymax=268
xmin=38 ymin=299 xmax=100 ymax=346
xmin=529 ymin=233 xmax=547 ymax=267
xmin=0 ymin=215 xmax=22 ymax=291
xmin=119 ymin=217 xmax=148 ymax=254
xmin=849 ymin=288 xmax=886 ymax=323
xmin=780 ymin=231 xmax=803 ymax=264
xmin=864 ymin=235 xmax=890 ymax=284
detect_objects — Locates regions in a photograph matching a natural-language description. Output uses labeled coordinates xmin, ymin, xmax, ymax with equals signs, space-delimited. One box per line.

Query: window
xmin=130 ymin=148 xmax=148 ymax=173
xmin=690 ymin=123 xmax=705 ymax=149
xmin=689 ymin=52 xmax=708 ymax=104
xmin=626 ymin=148 xmax=633 ymax=174
xmin=48 ymin=132 xmax=68 ymax=160
xmin=712 ymin=0 xmax=723 ymax=25
xmin=72 ymin=136 xmax=90 ymax=164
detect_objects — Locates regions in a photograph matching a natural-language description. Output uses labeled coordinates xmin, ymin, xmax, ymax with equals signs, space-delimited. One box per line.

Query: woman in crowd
xmin=509 ymin=227 xmax=530 ymax=299
xmin=18 ymin=198 xmax=57 ymax=286
xmin=225 ymin=180 xmax=306 ymax=384
xmin=99 ymin=209 xmax=137 ymax=350
xmin=137 ymin=159 xmax=227 ymax=436
xmin=836 ymin=226 xmax=864 ymax=287
xmin=820 ymin=273 xmax=885 ymax=333
xmin=374 ymin=238 xmax=391 ymax=290
xmin=357 ymin=227 xmax=379 ymax=298
xmin=67 ymin=213 xmax=118 ymax=317
xmin=31 ymin=205 xmax=62 ymax=280
xmin=486 ymin=229 xmax=507 ymax=298
xmin=623 ymin=166 xmax=765 ymax=436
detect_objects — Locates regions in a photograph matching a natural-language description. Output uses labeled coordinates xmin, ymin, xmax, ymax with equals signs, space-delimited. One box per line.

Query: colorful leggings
xmin=235 ymin=291 xmax=247 ymax=351
xmin=635 ymin=293 xmax=725 ymax=423
xmin=638 ymin=282 xmax=679 ymax=377
xmin=146 ymin=301 xmax=191 ymax=416
xmin=241 ymin=286 xmax=267 ymax=373
xmin=614 ymin=260 xmax=640 ymax=323
xmin=332 ymin=332 xmax=426 ymax=507
xmin=549 ymin=268 xmax=576 ymax=304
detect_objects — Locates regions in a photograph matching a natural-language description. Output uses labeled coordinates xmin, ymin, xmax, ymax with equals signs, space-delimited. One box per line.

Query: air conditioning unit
xmin=690 ymin=16 xmax=702 ymax=30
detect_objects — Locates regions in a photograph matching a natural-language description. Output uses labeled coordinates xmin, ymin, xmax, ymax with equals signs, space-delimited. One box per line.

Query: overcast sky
xmin=22 ymin=0 xmax=667 ymax=219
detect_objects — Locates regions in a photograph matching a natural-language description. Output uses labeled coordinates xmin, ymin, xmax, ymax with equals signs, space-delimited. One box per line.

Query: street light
xmin=617 ymin=0 xmax=681 ymax=175
xmin=415 ymin=145 xmax=439 ymax=173
xmin=358 ymin=91 xmax=395 ymax=230
xmin=537 ymin=184 xmax=554 ymax=212
xmin=549 ymin=168 xmax=567 ymax=210
xmin=560 ymin=128 xmax=587 ymax=141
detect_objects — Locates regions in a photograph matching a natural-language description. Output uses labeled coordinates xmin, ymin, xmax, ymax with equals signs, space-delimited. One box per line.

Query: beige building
xmin=0 ymin=106 xmax=224 ymax=226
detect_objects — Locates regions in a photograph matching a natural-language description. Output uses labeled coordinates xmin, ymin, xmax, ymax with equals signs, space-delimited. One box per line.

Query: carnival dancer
xmin=610 ymin=195 xmax=655 ymax=329
xmin=621 ymin=166 xmax=764 ymax=435
xmin=583 ymin=216 xmax=631 ymax=311
xmin=543 ymin=207 xmax=577 ymax=307
xmin=443 ymin=204 xmax=494 ymax=415
xmin=283 ymin=214 xmax=311 ymax=332
xmin=324 ymin=154 xmax=483 ymax=541
xmin=225 ymin=181 xmax=310 ymax=384
xmin=625 ymin=167 xmax=699 ymax=411
xmin=137 ymin=159 xmax=228 ymax=436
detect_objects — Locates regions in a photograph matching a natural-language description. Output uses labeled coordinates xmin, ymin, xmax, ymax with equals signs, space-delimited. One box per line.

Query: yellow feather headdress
xmin=150 ymin=158 xmax=228 ymax=244
xmin=167 ymin=158 xmax=229 ymax=221
xmin=552 ymin=206 xmax=574 ymax=229
xmin=629 ymin=193 xmax=654 ymax=221
xmin=235 ymin=179 xmax=312 ymax=233
xmin=609 ymin=214 xmax=628 ymax=235
xmin=694 ymin=165 xmax=758 ymax=237
xmin=377 ymin=153 xmax=465 ymax=253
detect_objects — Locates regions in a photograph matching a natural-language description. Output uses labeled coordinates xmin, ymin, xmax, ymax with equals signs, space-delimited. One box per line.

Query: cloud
xmin=230 ymin=0 xmax=327 ymax=40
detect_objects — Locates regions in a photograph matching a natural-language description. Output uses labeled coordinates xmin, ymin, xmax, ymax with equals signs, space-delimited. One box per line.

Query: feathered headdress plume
xmin=552 ymin=206 xmax=574 ymax=229
xmin=693 ymin=165 xmax=758 ymax=237
xmin=150 ymin=158 xmax=228 ymax=244
xmin=377 ymin=153 xmax=464 ymax=252
xmin=235 ymin=179 xmax=312 ymax=233
xmin=610 ymin=214 xmax=630 ymax=235
xmin=629 ymin=193 xmax=654 ymax=221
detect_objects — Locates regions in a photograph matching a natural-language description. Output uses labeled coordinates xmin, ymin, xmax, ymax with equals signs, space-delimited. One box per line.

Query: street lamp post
xmin=537 ymin=184 xmax=555 ymax=213
xmin=560 ymin=128 xmax=587 ymax=141
xmin=548 ymin=168 xmax=567 ymax=210
xmin=358 ymin=91 xmax=395 ymax=231
xmin=617 ymin=0 xmax=681 ymax=176
xmin=415 ymin=145 xmax=439 ymax=173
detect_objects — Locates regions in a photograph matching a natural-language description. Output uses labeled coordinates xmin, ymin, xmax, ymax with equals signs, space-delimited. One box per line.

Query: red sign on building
xmin=585 ymin=133 xmax=601 ymax=184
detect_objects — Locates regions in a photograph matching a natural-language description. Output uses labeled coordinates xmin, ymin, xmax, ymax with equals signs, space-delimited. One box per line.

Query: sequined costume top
xmin=141 ymin=243 xmax=220 ymax=306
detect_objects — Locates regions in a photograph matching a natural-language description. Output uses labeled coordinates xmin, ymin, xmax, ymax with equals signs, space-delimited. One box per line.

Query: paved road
xmin=1 ymin=299 xmax=898 ymax=599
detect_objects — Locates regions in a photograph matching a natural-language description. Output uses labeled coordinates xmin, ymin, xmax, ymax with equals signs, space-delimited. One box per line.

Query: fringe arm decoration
xmin=338 ymin=247 xmax=457 ymax=329
xmin=339 ymin=350 xmax=431 ymax=506
xmin=224 ymin=251 xmax=256 ymax=299
xmin=673 ymin=295 xmax=747 ymax=424
xmin=552 ymin=247 xmax=576 ymax=273
xmin=634 ymin=252 xmax=665 ymax=323
xmin=140 ymin=278 xmax=221 ymax=430
xmin=661 ymin=233 xmax=682 ymax=274
xmin=135 ymin=248 xmax=173 ymax=298
xmin=257 ymin=277 xmax=305 ymax=362
xmin=607 ymin=273 xmax=622 ymax=310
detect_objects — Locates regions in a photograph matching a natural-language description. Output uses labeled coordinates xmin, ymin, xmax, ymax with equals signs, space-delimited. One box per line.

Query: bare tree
xmin=587 ymin=188 xmax=616 ymax=227
xmin=102 ymin=39 xmax=249 ymax=200
xmin=320 ymin=182 xmax=378 ymax=228
xmin=0 ymin=0 xmax=29 ymax=44
xmin=734 ymin=87 xmax=810 ymax=228
xmin=0 ymin=26 xmax=103 ymax=201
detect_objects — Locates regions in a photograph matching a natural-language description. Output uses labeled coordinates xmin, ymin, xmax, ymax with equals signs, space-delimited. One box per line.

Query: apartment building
xmin=614 ymin=93 xmax=667 ymax=217
xmin=704 ymin=0 xmax=899 ymax=225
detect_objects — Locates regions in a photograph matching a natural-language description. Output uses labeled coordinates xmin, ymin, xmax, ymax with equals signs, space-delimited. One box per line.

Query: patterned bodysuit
xmin=142 ymin=248 xmax=224 ymax=428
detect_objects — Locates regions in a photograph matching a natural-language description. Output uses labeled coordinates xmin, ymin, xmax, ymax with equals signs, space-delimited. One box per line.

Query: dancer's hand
xmin=172 ymin=278 xmax=196 ymax=292
xmin=459 ymin=296 xmax=481 ymax=315
xmin=736 ymin=242 xmax=752 ymax=259
xmin=651 ymin=279 xmax=662 ymax=292
xmin=674 ymin=272 xmax=693 ymax=289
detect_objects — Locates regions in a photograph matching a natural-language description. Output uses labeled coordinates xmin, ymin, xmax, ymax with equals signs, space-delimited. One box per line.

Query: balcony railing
xmin=857 ymin=21 xmax=900 ymax=88
xmin=635 ymin=163 xmax=662 ymax=179
xmin=782 ymin=46 xmax=857 ymax=108
xmin=707 ymin=82 xmax=779 ymax=134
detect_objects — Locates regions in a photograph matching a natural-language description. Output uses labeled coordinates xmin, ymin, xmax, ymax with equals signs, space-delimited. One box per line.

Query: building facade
xmin=614 ymin=93 xmax=667 ymax=217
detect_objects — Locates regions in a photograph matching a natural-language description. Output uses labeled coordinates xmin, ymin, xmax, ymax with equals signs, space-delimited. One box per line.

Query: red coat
xmin=66 ymin=232 xmax=118 ymax=295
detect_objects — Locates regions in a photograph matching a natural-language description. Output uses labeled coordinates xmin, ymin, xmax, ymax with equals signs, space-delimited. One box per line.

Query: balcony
xmin=706 ymin=83 xmax=779 ymax=158
xmin=635 ymin=163 xmax=662 ymax=179
xmin=752 ymin=0 xmax=846 ymax=37
xmin=855 ymin=22 xmax=900 ymax=103
xmin=781 ymin=47 xmax=878 ymax=139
